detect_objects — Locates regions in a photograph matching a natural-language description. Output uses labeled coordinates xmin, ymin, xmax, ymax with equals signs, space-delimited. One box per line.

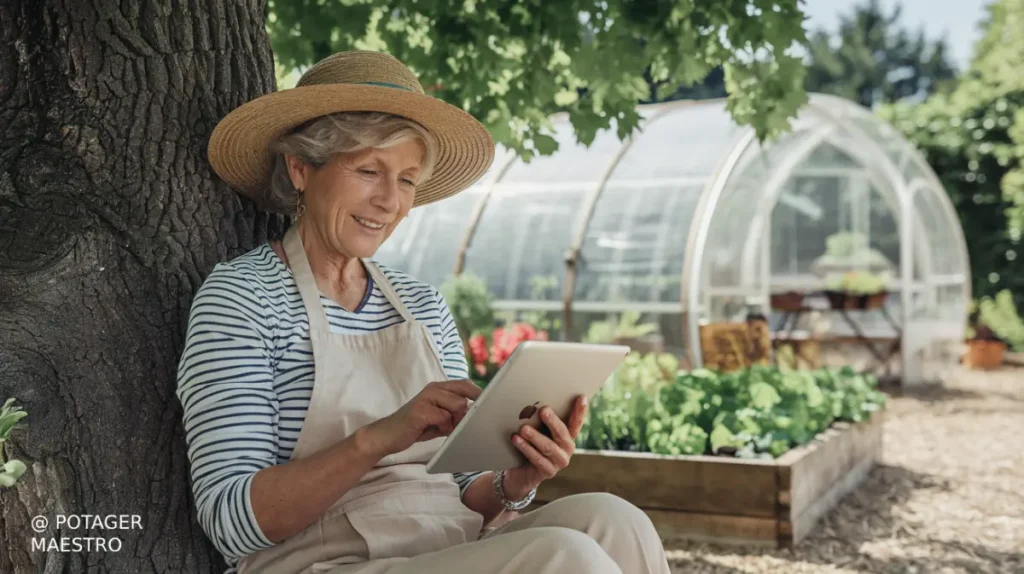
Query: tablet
xmin=425 ymin=340 xmax=630 ymax=475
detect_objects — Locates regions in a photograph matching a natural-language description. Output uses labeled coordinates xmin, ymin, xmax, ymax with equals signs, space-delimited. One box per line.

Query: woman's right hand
xmin=362 ymin=379 xmax=482 ymax=457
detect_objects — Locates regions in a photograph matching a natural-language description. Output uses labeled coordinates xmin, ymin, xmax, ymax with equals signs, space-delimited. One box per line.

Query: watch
xmin=492 ymin=470 xmax=536 ymax=511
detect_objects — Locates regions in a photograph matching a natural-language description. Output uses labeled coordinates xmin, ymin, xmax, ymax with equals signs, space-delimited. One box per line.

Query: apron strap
xmin=283 ymin=226 xmax=330 ymax=334
xmin=365 ymin=260 xmax=448 ymax=373
xmin=363 ymin=260 xmax=417 ymax=324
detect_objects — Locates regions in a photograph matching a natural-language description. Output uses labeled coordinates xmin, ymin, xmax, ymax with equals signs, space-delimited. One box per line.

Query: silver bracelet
xmin=492 ymin=470 xmax=536 ymax=511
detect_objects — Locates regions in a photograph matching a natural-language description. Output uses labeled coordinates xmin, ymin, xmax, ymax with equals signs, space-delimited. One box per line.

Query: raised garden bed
xmin=534 ymin=408 xmax=884 ymax=548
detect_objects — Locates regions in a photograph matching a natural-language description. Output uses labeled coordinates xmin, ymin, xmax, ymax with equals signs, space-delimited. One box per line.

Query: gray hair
xmin=267 ymin=112 xmax=438 ymax=212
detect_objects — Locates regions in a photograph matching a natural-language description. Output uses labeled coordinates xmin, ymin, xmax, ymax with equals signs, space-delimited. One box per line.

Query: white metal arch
xmin=816 ymin=94 xmax=971 ymax=296
xmin=738 ymin=127 xmax=920 ymax=293
xmin=683 ymin=94 xmax=924 ymax=374
xmin=736 ymin=123 xmax=839 ymax=290
xmin=680 ymin=128 xmax=760 ymax=366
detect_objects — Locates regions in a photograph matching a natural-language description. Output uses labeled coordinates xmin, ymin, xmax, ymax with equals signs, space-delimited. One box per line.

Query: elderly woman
xmin=177 ymin=51 xmax=670 ymax=574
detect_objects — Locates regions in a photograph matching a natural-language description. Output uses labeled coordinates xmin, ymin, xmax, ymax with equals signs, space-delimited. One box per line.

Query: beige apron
xmin=237 ymin=227 xmax=484 ymax=574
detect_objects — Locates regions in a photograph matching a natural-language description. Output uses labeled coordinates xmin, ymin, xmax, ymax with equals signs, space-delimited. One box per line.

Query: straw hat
xmin=208 ymin=51 xmax=495 ymax=213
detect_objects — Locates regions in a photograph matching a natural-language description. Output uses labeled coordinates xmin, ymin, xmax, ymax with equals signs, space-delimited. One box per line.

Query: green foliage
xmin=439 ymin=272 xmax=495 ymax=340
xmin=577 ymin=352 xmax=679 ymax=452
xmin=578 ymin=358 xmax=886 ymax=459
xmin=976 ymin=289 xmax=1024 ymax=350
xmin=582 ymin=311 xmax=659 ymax=345
xmin=878 ymin=0 xmax=1024 ymax=307
xmin=825 ymin=270 xmax=888 ymax=295
xmin=812 ymin=232 xmax=893 ymax=273
xmin=804 ymin=0 xmax=956 ymax=108
xmin=267 ymin=0 xmax=810 ymax=153
xmin=0 ymin=398 xmax=28 ymax=488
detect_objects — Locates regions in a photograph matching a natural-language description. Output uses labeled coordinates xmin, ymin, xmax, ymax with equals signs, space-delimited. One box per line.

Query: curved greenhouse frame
xmin=376 ymin=94 xmax=971 ymax=384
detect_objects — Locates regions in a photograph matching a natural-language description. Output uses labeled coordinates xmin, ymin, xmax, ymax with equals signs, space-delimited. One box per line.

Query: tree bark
xmin=0 ymin=1 xmax=285 ymax=571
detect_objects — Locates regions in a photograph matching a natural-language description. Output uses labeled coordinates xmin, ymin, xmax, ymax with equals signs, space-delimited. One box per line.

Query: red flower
xmin=468 ymin=334 xmax=489 ymax=366
xmin=468 ymin=323 xmax=551 ymax=377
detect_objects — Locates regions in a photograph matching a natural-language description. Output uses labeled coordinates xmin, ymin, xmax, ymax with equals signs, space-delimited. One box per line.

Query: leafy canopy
xmin=268 ymin=0 xmax=809 ymax=159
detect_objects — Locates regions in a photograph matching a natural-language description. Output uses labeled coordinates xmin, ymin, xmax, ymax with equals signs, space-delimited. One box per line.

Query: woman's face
xmin=291 ymin=139 xmax=424 ymax=260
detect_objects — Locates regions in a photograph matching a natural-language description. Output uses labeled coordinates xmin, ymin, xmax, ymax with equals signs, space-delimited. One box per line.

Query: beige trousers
xmin=323 ymin=492 xmax=671 ymax=574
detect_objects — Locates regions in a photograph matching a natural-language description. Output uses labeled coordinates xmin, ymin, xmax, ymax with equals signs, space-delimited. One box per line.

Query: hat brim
xmin=208 ymin=84 xmax=495 ymax=213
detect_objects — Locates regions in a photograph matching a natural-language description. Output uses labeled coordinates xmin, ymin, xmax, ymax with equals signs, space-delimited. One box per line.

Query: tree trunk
xmin=0 ymin=1 xmax=285 ymax=571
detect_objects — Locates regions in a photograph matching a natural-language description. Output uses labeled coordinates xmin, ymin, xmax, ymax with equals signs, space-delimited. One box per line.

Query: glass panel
xmin=914 ymin=185 xmax=959 ymax=276
xmin=574 ymin=183 xmax=703 ymax=303
xmin=376 ymin=145 xmax=515 ymax=285
xmin=770 ymin=175 xmax=848 ymax=276
xmin=703 ymin=127 xmax=815 ymax=291
xmin=768 ymin=142 xmax=900 ymax=289
xmin=920 ymin=185 xmax=966 ymax=279
xmin=705 ymin=294 xmax=755 ymax=323
xmin=374 ymin=187 xmax=482 ymax=286
xmin=571 ymin=310 xmax=687 ymax=359
xmin=826 ymin=96 xmax=912 ymax=171
xmin=902 ymin=151 xmax=933 ymax=186
xmin=501 ymin=121 xmax=625 ymax=184
xmin=937 ymin=283 xmax=968 ymax=321
xmin=494 ymin=308 xmax=565 ymax=340
xmin=868 ymin=185 xmax=901 ymax=271
xmin=611 ymin=101 xmax=745 ymax=181
xmin=462 ymin=185 xmax=586 ymax=300
xmin=801 ymin=142 xmax=860 ymax=169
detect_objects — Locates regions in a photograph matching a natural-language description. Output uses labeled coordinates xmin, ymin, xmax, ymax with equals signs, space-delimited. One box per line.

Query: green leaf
xmin=710 ymin=424 xmax=745 ymax=452
xmin=0 ymin=459 xmax=26 ymax=488
xmin=749 ymin=382 xmax=781 ymax=410
xmin=769 ymin=439 xmax=790 ymax=458
xmin=0 ymin=409 xmax=27 ymax=440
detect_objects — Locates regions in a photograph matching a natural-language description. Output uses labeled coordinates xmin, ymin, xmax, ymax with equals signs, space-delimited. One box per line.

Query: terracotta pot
xmin=863 ymin=292 xmax=888 ymax=310
xmin=770 ymin=291 xmax=805 ymax=311
xmin=824 ymin=290 xmax=862 ymax=310
xmin=963 ymin=339 xmax=1007 ymax=370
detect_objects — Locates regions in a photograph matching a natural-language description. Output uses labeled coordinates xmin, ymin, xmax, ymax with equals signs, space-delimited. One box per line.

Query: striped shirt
xmin=175 ymin=244 xmax=483 ymax=571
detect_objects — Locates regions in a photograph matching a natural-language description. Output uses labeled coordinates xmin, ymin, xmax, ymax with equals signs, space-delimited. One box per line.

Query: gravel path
xmin=665 ymin=365 xmax=1024 ymax=573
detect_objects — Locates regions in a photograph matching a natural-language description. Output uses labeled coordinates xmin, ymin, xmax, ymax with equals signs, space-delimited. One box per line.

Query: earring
xmin=295 ymin=190 xmax=306 ymax=220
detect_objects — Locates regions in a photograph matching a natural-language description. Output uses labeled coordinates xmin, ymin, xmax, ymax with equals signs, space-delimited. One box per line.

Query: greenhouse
xmin=376 ymin=93 xmax=971 ymax=385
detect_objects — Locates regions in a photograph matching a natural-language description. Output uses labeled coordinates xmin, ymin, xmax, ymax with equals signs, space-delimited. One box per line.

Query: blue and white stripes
xmin=176 ymin=244 xmax=481 ymax=570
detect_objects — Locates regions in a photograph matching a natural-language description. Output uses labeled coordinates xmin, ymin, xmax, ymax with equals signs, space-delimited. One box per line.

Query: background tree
xmin=0 ymin=1 xmax=812 ymax=572
xmin=804 ymin=0 xmax=956 ymax=108
xmin=268 ymin=0 xmax=810 ymax=158
xmin=640 ymin=0 xmax=960 ymax=111
xmin=879 ymin=0 xmax=1024 ymax=306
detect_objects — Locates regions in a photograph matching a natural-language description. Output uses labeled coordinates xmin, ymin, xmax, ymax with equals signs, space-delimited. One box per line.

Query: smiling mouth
xmin=352 ymin=215 xmax=386 ymax=230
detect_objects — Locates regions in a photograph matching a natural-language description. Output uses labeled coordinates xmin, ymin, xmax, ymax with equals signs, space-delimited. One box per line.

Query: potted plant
xmin=583 ymin=311 xmax=663 ymax=354
xmin=811 ymin=232 xmax=894 ymax=277
xmin=964 ymin=314 xmax=1008 ymax=370
xmin=769 ymin=291 xmax=805 ymax=311
xmin=963 ymin=290 xmax=1024 ymax=369
xmin=824 ymin=270 xmax=888 ymax=310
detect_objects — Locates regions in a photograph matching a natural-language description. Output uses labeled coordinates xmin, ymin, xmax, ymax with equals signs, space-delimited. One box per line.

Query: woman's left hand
xmin=501 ymin=395 xmax=588 ymax=500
